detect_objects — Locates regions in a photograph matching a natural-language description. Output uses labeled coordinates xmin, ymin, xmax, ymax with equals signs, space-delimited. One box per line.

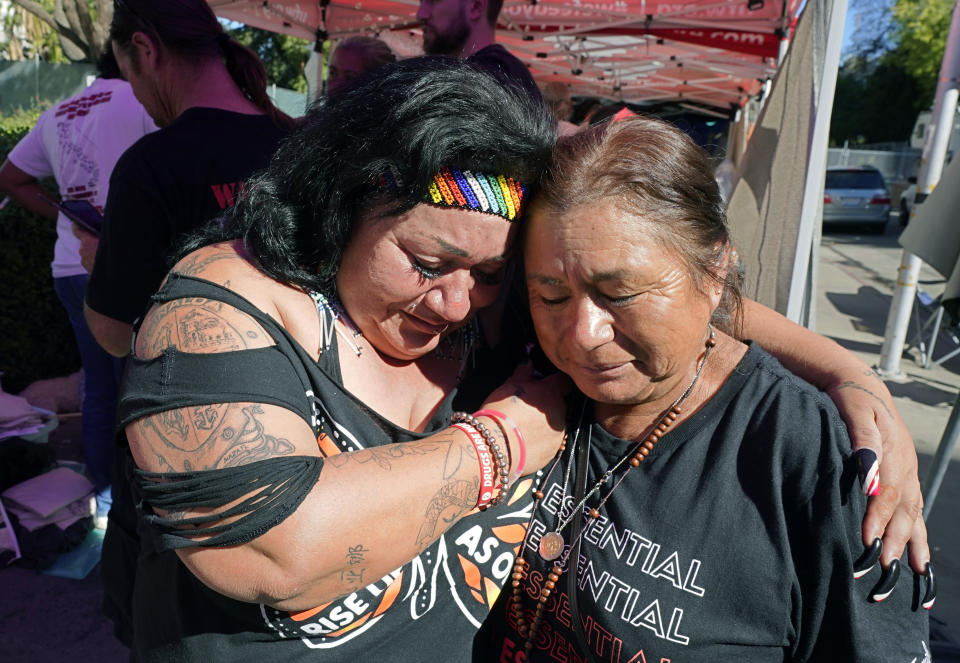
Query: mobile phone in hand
xmin=37 ymin=194 xmax=104 ymax=235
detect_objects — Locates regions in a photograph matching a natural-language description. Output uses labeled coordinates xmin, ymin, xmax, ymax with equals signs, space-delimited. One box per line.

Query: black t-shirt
xmin=116 ymin=274 xmax=536 ymax=662
xmin=86 ymin=107 xmax=287 ymax=323
xmin=474 ymin=344 xmax=930 ymax=662
xmin=468 ymin=44 xmax=543 ymax=104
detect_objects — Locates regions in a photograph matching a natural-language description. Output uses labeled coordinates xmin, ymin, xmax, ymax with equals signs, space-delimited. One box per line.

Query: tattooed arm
xmin=125 ymin=245 xmax=567 ymax=611
xmin=740 ymin=298 xmax=928 ymax=574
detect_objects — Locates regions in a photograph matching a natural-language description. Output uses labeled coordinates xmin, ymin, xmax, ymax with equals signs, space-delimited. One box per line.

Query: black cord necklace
xmin=509 ymin=325 xmax=716 ymax=655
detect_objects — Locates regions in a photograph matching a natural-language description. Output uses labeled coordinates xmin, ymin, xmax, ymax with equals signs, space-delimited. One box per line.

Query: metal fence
xmin=826 ymin=146 xmax=922 ymax=190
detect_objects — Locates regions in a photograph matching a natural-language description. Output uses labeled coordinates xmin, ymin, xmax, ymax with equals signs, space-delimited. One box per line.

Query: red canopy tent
xmin=208 ymin=0 xmax=846 ymax=323
xmin=208 ymin=0 xmax=801 ymax=112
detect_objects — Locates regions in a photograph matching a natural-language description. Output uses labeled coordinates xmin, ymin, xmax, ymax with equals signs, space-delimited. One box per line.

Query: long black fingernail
xmin=870 ymin=559 xmax=900 ymax=602
xmin=855 ymin=449 xmax=880 ymax=496
xmin=854 ymin=538 xmax=882 ymax=579
xmin=922 ymin=563 xmax=936 ymax=610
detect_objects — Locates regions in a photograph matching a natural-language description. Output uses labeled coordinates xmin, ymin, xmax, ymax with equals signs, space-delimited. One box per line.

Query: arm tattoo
xmin=215 ymin=405 xmax=296 ymax=467
xmin=415 ymin=479 xmax=476 ymax=547
xmin=341 ymin=544 xmax=370 ymax=587
xmin=837 ymin=380 xmax=895 ymax=420
xmin=136 ymin=403 xmax=295 ymax=471
xmin=324 ymin=443 xmax=441 ymax=470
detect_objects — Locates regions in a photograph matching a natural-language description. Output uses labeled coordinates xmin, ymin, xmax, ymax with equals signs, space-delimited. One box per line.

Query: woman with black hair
xmin=113 ymin=56 xmax=566 ymax=662
xmin=111 ymin=57 xmax=927 ymax=662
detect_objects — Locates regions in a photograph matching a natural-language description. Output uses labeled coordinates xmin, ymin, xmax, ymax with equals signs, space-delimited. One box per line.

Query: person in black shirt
xmin=103 ymin=56 xmax=931 ymax=663
xmin=475 ymin=115 xmax=932 ymax=662
xmin=80 ymin=0 xmax=295 ymax=647
xmin=82 ymin=0 xmax=294 ymax=357
xmin=417 ymin=0 xmax=541 ymax=100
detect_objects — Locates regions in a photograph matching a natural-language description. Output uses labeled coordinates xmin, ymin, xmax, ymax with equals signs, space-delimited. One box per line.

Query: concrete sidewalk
xmin=1 ymin=220 xmax=959 ymax=660
xmin=816 ymin=224 xmax=960 ymax=653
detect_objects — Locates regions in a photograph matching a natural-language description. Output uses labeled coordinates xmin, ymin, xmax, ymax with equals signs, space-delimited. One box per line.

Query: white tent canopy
xmin=209 ymin=0 xmax=800 ymax=111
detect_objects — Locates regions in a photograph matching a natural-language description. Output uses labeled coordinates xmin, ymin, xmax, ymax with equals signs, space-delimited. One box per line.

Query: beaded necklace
xmin=509 ymin=325 xmax=716 ymax=654
xmin=310 ymin=292 xmax=364 ymax=357
xmin=308 ymin=291 xmax=478 ymax=371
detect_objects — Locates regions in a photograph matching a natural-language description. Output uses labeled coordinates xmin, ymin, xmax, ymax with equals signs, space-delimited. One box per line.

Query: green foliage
xmin=842 ymin=0 xmax=897 ymax=62
xmin=832 ymin=0 xmax=952 ymax=145
xmin=891 ymin=0 xmax=952 ymax=107
xmin=5 ymin=0 xmax=110 ymax=62
xmin=0 ymin=121 xmax=81 ymax=393
xmin=1 ymin=2 xmax=69 ymax=62
xmin=228 ymin=24 xmax=310 ymax=92
xmin=830 ymin=56 xmax=921 ymax=145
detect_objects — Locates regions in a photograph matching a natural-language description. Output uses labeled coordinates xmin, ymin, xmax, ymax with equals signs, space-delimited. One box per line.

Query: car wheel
xmin=900 ymin=200 xmax=910 ymax=226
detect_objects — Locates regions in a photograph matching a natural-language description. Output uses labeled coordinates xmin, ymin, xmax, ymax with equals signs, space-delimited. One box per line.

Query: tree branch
xmin=11 ymin=0 xmax=57 ymax=31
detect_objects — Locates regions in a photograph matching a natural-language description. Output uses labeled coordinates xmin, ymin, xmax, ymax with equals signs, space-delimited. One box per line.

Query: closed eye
xmin=603 ymin=294 xmax=636 ymax=306
xmin=538 ymin=295 xmax=569 ymax=306
xmin=411 ymin=258 xmax=442 ymax=280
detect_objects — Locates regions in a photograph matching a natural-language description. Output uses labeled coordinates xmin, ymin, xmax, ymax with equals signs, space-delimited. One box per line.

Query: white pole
xmin=785 ymin=0 xmax=848 ymax=323
xmin=878 ymin=0 xmax=960 ymax=377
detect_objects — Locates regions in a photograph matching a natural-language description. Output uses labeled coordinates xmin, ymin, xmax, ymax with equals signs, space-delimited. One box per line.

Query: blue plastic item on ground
xmin=41 ymin=525 xmax=104 ymax=580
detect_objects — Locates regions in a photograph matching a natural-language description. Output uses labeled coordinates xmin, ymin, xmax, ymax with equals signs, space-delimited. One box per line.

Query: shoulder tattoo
xmin=173 ymin=247 xmax=241 ymax=277
xmin=138 ymin=298 xmax=265 ymax=358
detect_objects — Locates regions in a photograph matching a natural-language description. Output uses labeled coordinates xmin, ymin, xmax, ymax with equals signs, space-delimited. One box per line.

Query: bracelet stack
xmin=451 ymin=411 xmax=521 ymax=510
xmin=450 ymin=422 xmax=496 ymax=508
xmin=474 ymin=409 xmax=526 ymax=478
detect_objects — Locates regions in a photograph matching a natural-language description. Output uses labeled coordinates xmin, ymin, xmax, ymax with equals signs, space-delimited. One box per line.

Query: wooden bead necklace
xmin=509 ymin=325 xmax=716 ymax=654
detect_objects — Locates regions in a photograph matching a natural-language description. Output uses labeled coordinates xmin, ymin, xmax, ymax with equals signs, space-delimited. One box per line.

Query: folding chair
xmin=907 ymin=281 xmax=960 ymax=368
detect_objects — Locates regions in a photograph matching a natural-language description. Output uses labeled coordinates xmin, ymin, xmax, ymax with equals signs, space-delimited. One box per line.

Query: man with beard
xmin=417 ymin=0 xmax=541 ymax=100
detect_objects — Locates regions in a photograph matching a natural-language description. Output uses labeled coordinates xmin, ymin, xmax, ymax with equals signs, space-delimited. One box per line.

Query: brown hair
xmin=335 ymin=36 xmax=396 ymax=72
xmin=111 ymin=0 xmax=295 ymax=130
xmin=534 ymin=114 xmax=742 ymax=335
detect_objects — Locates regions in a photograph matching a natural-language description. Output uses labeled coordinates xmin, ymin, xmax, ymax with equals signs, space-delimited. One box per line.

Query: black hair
xmin=180 ymin=56 xmax=556 ymax=296
xmin=487 ymin=0 xmax=505 ymax=26
xmin=110 ymin=0 xmax=294 ymax=130
xmin=96 ymin=48 xmax=122 ymax=79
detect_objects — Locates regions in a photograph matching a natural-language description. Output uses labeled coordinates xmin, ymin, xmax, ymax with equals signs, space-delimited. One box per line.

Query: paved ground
xmin=1 ymin=214 xmax=959 ymax=660
xmin=817 ymin=219 xmax=960 ymax=655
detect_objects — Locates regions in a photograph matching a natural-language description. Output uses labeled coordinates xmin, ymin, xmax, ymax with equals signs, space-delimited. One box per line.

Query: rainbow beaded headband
xmin=380 ymin=166 xmax=528 ymax=222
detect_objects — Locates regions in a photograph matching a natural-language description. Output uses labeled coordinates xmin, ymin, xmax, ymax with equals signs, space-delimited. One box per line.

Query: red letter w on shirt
xmin=211 ymin=181 xmax=246 ymax=209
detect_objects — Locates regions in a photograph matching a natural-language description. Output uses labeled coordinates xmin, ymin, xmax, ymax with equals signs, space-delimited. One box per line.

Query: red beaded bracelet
xmin=451 ymin=422 xmax=496 ymax=509
xmin=473 ymin=409 xmax=526 ymax=478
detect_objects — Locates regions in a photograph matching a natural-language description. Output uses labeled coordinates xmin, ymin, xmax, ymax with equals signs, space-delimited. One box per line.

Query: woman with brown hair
xmin=475 ymin=115 xmax=932 ymax=662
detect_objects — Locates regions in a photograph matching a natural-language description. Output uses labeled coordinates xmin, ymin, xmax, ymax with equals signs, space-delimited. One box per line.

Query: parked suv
xmin=822 ymin=166 xmax=891 ymax=233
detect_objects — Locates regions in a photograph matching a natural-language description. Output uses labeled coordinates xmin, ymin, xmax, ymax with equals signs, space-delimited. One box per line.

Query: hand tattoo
xmin=837 ymin=380 xmax=894 ymax=420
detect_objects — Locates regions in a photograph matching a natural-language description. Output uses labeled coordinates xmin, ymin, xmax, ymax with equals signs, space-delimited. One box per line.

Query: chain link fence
xmin=827 ymin=146 xmax=922 ymax=201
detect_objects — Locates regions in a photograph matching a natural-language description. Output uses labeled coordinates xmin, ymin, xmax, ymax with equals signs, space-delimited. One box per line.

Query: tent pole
xmin=878 ymin=0 xmax=960 ymax=377
xmin=785 ymin=0 xmax=847 ymax=324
